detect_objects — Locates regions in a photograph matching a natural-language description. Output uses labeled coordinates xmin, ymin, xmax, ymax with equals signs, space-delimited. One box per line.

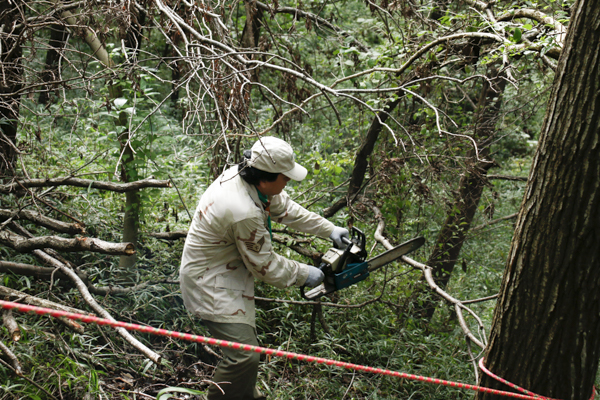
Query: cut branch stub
xmin=2 ymin=309 xmax=20 ymax=341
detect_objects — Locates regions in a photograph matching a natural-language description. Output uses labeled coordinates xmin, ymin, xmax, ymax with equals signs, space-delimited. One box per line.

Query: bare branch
xmin=254 ymin=1 xmax=369 ymax=52
xmin=0 ymin=208 xmax=85 ymax=234
xmin=0 ymin=229 xmax=135 ymax=255
xmin=30 ymin=247 xmax=162 ymax=364
xmin=487 ymin=174 xmax=527 ymax=181
xmin=0 ymin=341 xmax=22 ymax=375
xmin=471 ymin=212 xmax=518 ymax=231
xmin=371 ymin=205 xmax=487 ymax=349
xmin=0 ymin=285 xmax=91 ymax=315
xmin=147 ymin=230 xmax=188 ymax=240
xmin=0 ymin=176 xmax=171 ymax=194
xmin=496 ymin=8 xmax=566 ymax=45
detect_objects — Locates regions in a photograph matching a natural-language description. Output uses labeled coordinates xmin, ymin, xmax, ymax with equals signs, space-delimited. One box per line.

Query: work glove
xmin=329 ymin=226 xmax=350 ymax=248
xmin=304 ymin=265 xmax=325 ymax=288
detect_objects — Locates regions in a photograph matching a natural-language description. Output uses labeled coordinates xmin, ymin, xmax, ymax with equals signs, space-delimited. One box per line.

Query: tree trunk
xmin=39 ymin=24 xmax=69 ymax=105
xmin=0 ymin=2 xmax=23 ymax=177
xmin=412 ymin=67 xmax=506 ymax=321
xmin=476 ymin=1 xmax=600 ymax=399
xmin=323 ymin=96 xmax=403 ymax=218
xmin=116 ymin=10 xmax=145 ymax=273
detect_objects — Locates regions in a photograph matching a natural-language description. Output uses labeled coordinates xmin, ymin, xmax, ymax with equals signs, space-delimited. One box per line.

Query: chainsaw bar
xmin=366 ymin=236 xmax=425 ymax=272
xmin=302 ymin=236 xmax=425 ymax=300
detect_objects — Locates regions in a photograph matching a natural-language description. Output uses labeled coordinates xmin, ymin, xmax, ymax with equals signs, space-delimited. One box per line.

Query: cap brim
xmin=282 ymin=163 xmax=308 ymax=181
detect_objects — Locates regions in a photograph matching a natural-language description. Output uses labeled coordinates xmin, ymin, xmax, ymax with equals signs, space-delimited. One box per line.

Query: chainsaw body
xmin=301 ymin=227 xmax=369 ymax=300
xmin=300 ymin=227 xmax=425 ymax=300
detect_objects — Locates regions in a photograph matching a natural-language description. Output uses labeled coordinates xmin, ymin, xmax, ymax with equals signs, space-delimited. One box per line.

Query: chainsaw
xmin=300 ymin=227 xmax=425 ymax=300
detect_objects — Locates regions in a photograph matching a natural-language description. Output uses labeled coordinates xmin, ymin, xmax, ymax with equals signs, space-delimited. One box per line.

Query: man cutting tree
xmin=180 ymin=136 xmax=349 ymax=399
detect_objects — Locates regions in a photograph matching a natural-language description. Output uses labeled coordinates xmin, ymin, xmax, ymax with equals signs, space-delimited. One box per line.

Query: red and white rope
xmin=0 ymin=300 xmax=573 ymax=400
xmin=479 ymin=358 xmax=595 ymax=400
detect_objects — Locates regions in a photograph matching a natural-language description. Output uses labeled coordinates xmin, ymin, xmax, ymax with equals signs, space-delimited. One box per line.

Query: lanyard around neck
xmin=256 ymin=188 xmax=272 ymax=240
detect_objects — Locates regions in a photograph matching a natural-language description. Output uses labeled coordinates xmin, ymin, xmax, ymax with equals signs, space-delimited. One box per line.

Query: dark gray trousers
xmin=204 ymin=321 xmax=265 ymax=400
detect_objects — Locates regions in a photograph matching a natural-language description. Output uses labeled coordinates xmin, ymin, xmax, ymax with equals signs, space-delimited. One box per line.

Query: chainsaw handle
xmin=299 ymin=263 xmax=337 ymax=300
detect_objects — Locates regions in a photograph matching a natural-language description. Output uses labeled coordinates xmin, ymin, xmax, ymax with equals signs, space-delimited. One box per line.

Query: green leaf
xmin=513 ymin=28 xmax=522 ymax=43
xmin=156 ymin=387 xmax=206 ymax=400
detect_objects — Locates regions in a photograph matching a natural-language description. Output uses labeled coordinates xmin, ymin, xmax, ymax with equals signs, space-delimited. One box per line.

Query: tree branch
xmin=0 ymin=341 xmax=22 ymax=375
xmin=0 ymin=176 xmax=171 ymax=194
xmin=0 ymin=229 xmax=135 ymax=255
xmin=487 ymin=174 xmax=527 ymax=181
xmin=2 ymin=309 xmax=20 ymax=341
xmin=0 ymin=208 xmax=85 ymax=234
xmin=29 ymin=247 xmax=162 ymax=364
xmin=471 ymin=212 xmax=518 ymax=231
xmin=496 ymin=8 xmax=566 ymax=45
xmin=254 ymin=1 xmax=369 ymax=52
xmin=371 ymin=205 xmax=487 ymax=349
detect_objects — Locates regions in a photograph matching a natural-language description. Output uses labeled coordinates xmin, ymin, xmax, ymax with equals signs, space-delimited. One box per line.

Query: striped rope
xmin=0 ymin=300 xmax=559 ymax=400
xmin=479 ymin=358 xmax=595 ymax=400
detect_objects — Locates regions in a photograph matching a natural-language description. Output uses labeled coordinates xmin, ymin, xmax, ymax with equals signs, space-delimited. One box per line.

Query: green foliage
xmin=4 ymin=0 xmax=596 ymax=397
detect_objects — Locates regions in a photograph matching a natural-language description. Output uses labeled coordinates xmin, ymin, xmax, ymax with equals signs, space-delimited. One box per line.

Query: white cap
xmin=247 ymin=136 xmax=307 ymax=181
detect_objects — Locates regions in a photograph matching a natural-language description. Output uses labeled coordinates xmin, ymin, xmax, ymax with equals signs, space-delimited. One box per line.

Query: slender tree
xmin=476 ymin=1 xmax=600 ymax=399
xmin=0 ymin=2 xmax=23 ymax=177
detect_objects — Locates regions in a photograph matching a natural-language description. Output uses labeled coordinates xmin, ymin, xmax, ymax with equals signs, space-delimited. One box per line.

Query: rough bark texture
xmin=476 ymin=1 xmax=600 ymax=399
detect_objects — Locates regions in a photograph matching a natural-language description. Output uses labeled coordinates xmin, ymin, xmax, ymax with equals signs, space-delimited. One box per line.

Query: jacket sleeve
xmin=232 ymin=215 xmax=310 ymax=289
xmin=269 ymin=190 xmax=336 ymax=239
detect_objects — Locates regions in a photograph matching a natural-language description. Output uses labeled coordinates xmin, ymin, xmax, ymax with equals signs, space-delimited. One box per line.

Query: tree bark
xmin=0 ymin=2 xmax=23 ymax=177
xmin=476 ymin=1 xmax=600 ymax=399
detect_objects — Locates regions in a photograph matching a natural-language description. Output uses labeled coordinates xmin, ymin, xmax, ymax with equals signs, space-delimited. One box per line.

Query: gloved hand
xmin=329 ymin=226 xmax=350 ymax=248
xmin=304 ymin=265 xmax=325 ymax=287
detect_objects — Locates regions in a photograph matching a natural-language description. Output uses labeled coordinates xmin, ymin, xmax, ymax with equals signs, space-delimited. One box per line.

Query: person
xmin=179 ymin=136 xmax=349 ymax=400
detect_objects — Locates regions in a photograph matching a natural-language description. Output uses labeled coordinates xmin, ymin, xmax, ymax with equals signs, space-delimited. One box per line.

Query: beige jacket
xmin=180 ymin=167 xmax=335 ymax=327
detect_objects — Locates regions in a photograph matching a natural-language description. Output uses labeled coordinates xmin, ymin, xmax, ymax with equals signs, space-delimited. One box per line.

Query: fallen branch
xmin=30 ymin=248 xmax=161 ymax=364
xmin=402 ymin=255 xmax=486 ymax=349
xmin=0 ymin=285 xmax=90 ymax=315
xmin=0 ymin=176 xmax=171 ymax=194
xmin=0 ymin=260 xmax=76 ymax=281
xmin=2 ymin=309 xmax=21 ymax=341
xmin=0 ymin=208 xmax=85 ymax=234
xmin=0 ymin=229 xmax=135 ymax=255
xmin=0 ymin=341 xmax=23 ymax=375
xmin=0 ymin=261 xmax=159 ymax=296
xmin=0 ymin=285 xmax=86 ymax=333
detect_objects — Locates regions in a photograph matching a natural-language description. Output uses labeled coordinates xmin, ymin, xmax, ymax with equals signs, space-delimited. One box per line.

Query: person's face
xmin=256 ymin=174 xmax=291 ymax=196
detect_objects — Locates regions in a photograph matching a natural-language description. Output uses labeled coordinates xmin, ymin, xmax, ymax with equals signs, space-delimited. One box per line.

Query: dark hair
xmin=238 ymin=150 xmax=279 ymax=185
